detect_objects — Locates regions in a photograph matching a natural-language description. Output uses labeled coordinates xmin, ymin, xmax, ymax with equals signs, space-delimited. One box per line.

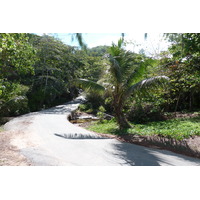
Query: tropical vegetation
xmin=1 ymin=33 xmax=200 ymax=141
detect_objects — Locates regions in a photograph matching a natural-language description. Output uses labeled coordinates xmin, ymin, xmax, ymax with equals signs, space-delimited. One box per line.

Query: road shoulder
xmin=0 ymin=130 xmax=31 ymax=166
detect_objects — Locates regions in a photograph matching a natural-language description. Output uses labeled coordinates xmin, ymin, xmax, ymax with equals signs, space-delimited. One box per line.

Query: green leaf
xmin=124 ymin=76 xmax=169 ymax=99
xmin=73 ymin=79 xmax=105 ymax=94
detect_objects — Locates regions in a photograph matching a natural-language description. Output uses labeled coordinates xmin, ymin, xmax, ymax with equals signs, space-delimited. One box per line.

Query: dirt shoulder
xmin=1 ymin=113 xmax=43 ymax=166
xmin=0 ymin=130 xmax=31 ymax=166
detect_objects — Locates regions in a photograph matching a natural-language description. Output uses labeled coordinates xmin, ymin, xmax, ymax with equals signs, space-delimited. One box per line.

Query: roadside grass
xmin=87 ymin=117 xmax=200 ymax=140
xmin=0 ymin=126 xmax=4 ymax=132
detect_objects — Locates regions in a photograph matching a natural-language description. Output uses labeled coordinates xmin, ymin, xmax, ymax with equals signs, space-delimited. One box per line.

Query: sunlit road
xmin=4 ymin=96 xmax=200 ymax=166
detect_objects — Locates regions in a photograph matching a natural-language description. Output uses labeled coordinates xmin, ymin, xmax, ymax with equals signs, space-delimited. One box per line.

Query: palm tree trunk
xmin=116 ymin=112 xmax=132 ymax=130
xmin=114 ymin=102 xmax=131 ymax=130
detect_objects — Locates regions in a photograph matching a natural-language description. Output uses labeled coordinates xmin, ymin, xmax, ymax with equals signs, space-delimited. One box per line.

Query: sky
xmin=41 ymin=33 xmax=171 ymax=57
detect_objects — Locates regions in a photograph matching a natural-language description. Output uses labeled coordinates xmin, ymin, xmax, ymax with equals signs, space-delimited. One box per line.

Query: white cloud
xmin=125 ymin=33 xmax=170 ymax=56
xmin=85 ymin=33 xmax=170 ymax=57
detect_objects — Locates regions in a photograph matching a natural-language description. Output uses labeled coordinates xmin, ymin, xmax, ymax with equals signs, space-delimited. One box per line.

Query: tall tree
xmin=0 ymin=33 xmax=35 ymax=79
xmin=0 ymin=33 xmax=36 ymax=116
xmin=27 ymin=34 xmax=79 ymax=110
xmin=161 ymin=33 xmax=200 ymax=111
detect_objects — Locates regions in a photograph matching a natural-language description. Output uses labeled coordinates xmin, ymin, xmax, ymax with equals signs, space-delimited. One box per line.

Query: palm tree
xmin=75 ymin=38 xmax=169 ymax=130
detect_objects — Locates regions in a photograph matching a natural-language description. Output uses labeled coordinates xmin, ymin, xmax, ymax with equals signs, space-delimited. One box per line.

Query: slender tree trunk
xmin=175 ymin=92 xmax=181 ymax=115
xmin=189 ymin=92 xmax=193 ymax=111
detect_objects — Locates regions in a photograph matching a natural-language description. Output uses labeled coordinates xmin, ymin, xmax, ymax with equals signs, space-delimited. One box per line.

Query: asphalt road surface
xmin=4 ymin=96 xmax=200 ymax=166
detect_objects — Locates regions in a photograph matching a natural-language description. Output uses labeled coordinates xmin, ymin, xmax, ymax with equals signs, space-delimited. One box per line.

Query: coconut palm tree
xmin=75 ymin=38 xmax=169 ymax=130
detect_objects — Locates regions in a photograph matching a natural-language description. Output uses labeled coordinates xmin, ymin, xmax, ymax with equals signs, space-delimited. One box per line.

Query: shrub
xmin=1 ymin=96 xmax=29 ymax=117
xmin=85 ymin=92 xmax=104 ymax=110
xmin=127 ymin=103 xmax=165 ymax=123
xmin=0 ymin=82 xmax=30 ymax=117
xmin=79 ymin=103 xmax=94 ymax=113
xmin=97 ymin=106 xmax=106 ymax=122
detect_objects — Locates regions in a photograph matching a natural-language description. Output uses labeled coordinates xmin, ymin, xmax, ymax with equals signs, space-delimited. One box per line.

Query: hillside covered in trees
xmin=0 ymin=33 xmax=107 ymax=118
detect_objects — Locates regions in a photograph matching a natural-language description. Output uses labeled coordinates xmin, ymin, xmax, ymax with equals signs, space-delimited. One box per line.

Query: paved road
xmin=4 ymin=96 xmax=200 ymax=166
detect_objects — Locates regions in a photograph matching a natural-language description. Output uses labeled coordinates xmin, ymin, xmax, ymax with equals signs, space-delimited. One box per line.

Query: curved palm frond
xmin=124 ymin=75 xmax=169 ymax=99
xmin=73 ymin=79 xmax=105 ymax=94
xmin=124 ymin=62 xmax=146 ymax=88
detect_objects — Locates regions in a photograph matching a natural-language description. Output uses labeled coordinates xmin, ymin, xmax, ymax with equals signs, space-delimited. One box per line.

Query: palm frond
xmin=73 ymin=79 xmax=105 ymax=94
xmin=71 ymin=33 xmax=87 ymax=50
xmin=117 ymin=38 xmax=124 ymax=48
xmin=124 ymin=63 xmax=146 ymax=88
xmin=109 ymin=56 xmax=122 ymax=84
xmin=108 ymin=45 xmax=120 ymax=57
xmin=124 ymin=76 xmax=169 ymax=99
xmin=144 ymin=33 xmax=148 ymax=40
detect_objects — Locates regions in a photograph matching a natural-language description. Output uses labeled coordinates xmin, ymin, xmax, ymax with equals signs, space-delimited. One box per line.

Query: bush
xmin=0 ymin=96 xmax=29 ymax=117
xmin=78 ymin=92 xmax=105 ymax=114
xmin=0 ymin=82 xmax=30 ymax=117
xmin=127 ymin=103 xmax=165 ymax=123
xmin=79 ymin=103 xmax=94 ymax=113
xmin=85 ymin=92 xmax=104 ymax=110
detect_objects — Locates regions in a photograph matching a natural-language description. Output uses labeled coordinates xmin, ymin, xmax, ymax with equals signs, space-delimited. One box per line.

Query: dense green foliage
xmin=0 ymin=33 xmax=36 ymax=117
xmin=160 ymin=33 xmax=200 ymax=111
xmin=1 ymin=33 xmax=200 ymax=140
xmin=27 ymin=34 xmax=80 ymax=110
xmin=123 ymin=33 xmax=200 ymax=124
xmin=0 ymin=33 xmax=105 ymax=117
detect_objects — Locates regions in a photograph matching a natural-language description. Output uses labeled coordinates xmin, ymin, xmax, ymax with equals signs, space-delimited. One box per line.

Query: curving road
xmin=4 ymin=96 xmax=200 ymax=166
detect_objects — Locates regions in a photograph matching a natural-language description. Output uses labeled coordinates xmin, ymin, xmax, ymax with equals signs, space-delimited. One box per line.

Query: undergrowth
xmin=88 ymin=117 xmax=200 ymax=140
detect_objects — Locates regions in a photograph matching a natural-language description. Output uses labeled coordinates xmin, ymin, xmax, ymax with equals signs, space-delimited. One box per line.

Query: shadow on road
xmin=40 ymin=105 xmax=73 ymax=115
xmin=54 ymin=133 xmax=110 ymax=140
xmin=112 ymin=142 xmax=163 ymax=166
xmin=112 ymin=142 xmax=200 ymax=166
